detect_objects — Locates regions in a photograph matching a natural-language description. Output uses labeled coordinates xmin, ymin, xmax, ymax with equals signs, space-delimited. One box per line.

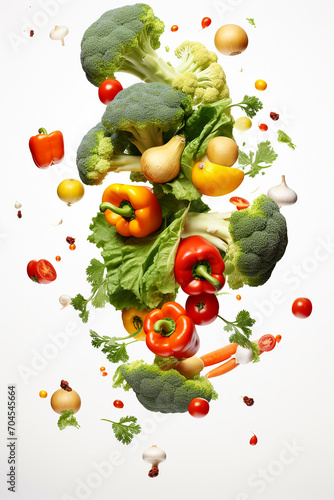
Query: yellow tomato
xmin=121 ymin=307 xmax=149 ymax=341
xmin=234 ymin=117 xmax=252 ymax=132
xmin=39 ymin=390 xmax=48 ymax=398
xmin=192 ymin=161 xmax=244 ymax=197
xmin=255 ymin=79 xmax=267 ymax=91
xmin=57 ymin=179 xmax=85 ymax=206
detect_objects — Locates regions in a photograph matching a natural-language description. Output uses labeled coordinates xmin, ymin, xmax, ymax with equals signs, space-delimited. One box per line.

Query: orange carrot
xmin=200 ymin=343 xmax=238 ymax=367
xmin=205 ymin=358 xmax=239 ymax=378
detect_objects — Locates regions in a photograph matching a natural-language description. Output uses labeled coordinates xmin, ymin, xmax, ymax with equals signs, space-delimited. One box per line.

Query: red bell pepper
xmin=174 ymin=235 xmax=225 ymax=295
xmin=143 ymin=302 xmax=200 ymax=359
xmin=29 ymin=128 xmax=64 ymax=169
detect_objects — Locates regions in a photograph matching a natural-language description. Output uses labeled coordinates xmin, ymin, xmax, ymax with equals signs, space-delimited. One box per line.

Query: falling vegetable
xmin=122 ymin=307 xmax=149 ymax=341
xmin=29 ymin=128 xmax=64 ymax=169
xmin=201 ymin=17 xmax=211 ymax=29
xmin=171 ymin=25 xmax=178 ymax=32
xmin=238 ymin=141 xmax=278 ymax=177
xmin=277 ymin=129 xmax=296 ymax=150
xmin=249 ymin=433 xmax=258 ymax=446
xmin=142 ymin=445 xmax=166 ymax=477
xmin=243 ymin=396 xmax=254 ymax=406
xmin=292 ymin=297 xmax=312 ymax=318
xmin=101 ymin=416 xmax=141 ymax=444
xmin=206 ymin=136 xmax=239 ymax=167
xmin=234 ymin=117 xmax=252 ymax=132
xmin=14 ymin=201 xmax=22 ymax=209
xmin=49 ymin=25 xmax=69 ymax=46
xmin=188 ymin=398 xmax=210 ymax=418
xmin=267 ymin=175 xmax=297 ymax=207
xmin=140 ymin=135 xmax=185 ymax=183
xmin=50 ymin=380 xmax=81 ymax=415
xmin=58 ymin=410 xmax=80 ymax=430
xmin=27 ymin=259 xmax=57 ymax=284
xmin=113 ymin=400 xmax=124 ymax=409
xmin=255 ymin=79 xmax=267 ymax=91
xmin=246 ymin=18 xmax=256 ymax=27
xmin=229 ymin=196 xmax=250 ymax=210
xmin=258 ymin=123 xmax=268 ymax=131
xmin=214 ymin=24 xmax=248 ymax=56
xmin=174 ymin=356 xmax=204 ymax=379
xmin=57 ymin=179 xmax=85 ymax=206
xmin=59 ymin=295 xmax=71 ymax=309
xmin=191 ymin=161 xmax=244 ymax=197
xmin=39 ymin=390 xmax=48 ymax=398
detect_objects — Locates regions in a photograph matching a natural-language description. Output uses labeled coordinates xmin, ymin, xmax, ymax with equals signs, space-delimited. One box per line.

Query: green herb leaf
xmin=101 ymin=416 xmax=141 ymax=445
xmin=220 ymin=310 xmax=260 ymax=362
xmin=90 ymin=330 xmax=130 ymax=364
xmin=228 ymin=95 xmax=263 ymax=118
xmin=112 ymin=365 xmax=131 ymax=391
xmin=71 ymin=294 xmax=89 ymax=323
xmin=277 ymin=130 xmax=296 ymax=150
xmin=238 ymin=141 xmax=278 ymax=177
xmin=246 ymin=18 xmax=256 ymax=27
xmin=57 ymin=410 xmax=80 ymax=430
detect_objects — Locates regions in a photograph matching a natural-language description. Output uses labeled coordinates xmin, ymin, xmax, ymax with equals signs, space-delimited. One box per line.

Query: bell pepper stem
xmin=195 ymin=264 xmax=221 ymax=291
xmin=154 ymin=318 xmax=176 ymax=337
xmin=100 ymin=202 xmax=133 ymax=218
xmin=38 ymin=128 xmax=48 ymax=135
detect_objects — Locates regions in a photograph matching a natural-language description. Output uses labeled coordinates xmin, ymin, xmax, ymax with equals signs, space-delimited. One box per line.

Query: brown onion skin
xmin=50 ymin=389 xmax=81 ymax=414
xmin=214 ymin=25 xmax=248 ymax=56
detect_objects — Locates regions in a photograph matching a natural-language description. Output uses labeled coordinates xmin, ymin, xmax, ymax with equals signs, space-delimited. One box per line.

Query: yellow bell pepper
xmin=191 ymin=160 xmax=244 ymax=197
xmin=121 ymin=307 xmax=149 ymax=341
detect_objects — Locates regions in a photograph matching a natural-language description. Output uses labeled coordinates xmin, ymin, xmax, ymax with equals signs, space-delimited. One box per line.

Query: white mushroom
xmin=49 ymin=25 xmax=69 ymax=46
xmin=142 ymin=445 xmax=166 ymax=478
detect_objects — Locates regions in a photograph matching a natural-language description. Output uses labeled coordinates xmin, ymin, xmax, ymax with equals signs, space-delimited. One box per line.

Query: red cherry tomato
xmin=201 ymin=17 xmax=212 ymax=29
xmin=27 ymin=259 xmax=57 ymax=284
xmin=98 ymin=79 xmax=123 ymax=105
xmin=188 ymin=398 xmax=210 ymax=418
xmin=171 ymin=25 xmax=178 ymax=32
xmin=185 ymin=292 xmax=219 ymax=325
xmin=250 ymin=434 xmax=258 ymax=446
xmin=258 ymin=123 xmax=268 ymax=131
xmin=258 ymin=334 xmax=276 ymax=352
xmin=292 ymin=297 xmax=312 ymax=318
xmin=229 ymin=196 xmax=250 ymax=210
xmin=113 ymin=400 xmax=124 ymax=409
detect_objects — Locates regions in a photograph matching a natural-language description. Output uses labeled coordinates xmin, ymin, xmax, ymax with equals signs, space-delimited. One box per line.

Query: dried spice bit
xmin=243 ymin=396 xmax=254 ymax=406
xmin=148 ymin=467 xmax=159 ymax=478
xmin=30 ymin=30 xmax=34 ymax=37
xmin=66 ymin=236 xmax=75 ymax=244
xmin=270 ymin=112 xmax=279 ymax=121
xmin=60 ymin=380 xmax=72 ymax=392
xmin=17 ymin=210 xmax=22 ymax=219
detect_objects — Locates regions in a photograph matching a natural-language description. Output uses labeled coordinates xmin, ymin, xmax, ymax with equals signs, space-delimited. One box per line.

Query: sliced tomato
xmin=27 ymin=260 xmax=40 ymax=283
xmin=229 ymin=196 xmax=250 ymax=210
xmin=27 ymin=259 xmax=57 ymax=284
xmin=258 ymin=334 xmax=276 ymax=352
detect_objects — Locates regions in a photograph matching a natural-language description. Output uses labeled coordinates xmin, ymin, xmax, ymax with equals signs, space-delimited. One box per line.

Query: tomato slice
xmin=27 ymin=260 xmax=40 ymax=283
xmin=35 ymin=259 xmax=57 ymax=284
xmin=229 ymin=196 xmax=250 ymax=210
xmin=258 ymin=334 xmax=276 ymax=352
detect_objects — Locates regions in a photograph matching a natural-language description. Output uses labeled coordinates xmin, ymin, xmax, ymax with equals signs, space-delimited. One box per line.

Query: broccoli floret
xmin=182 ymin=195 xmax=288 ymax=290
xmin=102 ymin=82 xmax=193 ymax=153
xmin=76 ymin=123 xmax=142 ymax=185
xmin=117 ymin=359 xmax=218 ymax=413
xmin=80 ymin=4 xmax=230 ymax=105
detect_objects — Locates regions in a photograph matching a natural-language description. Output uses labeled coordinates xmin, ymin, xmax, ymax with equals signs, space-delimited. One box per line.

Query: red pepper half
xmin=174 ymin=235 xmax=225 ymax=295
xmin=144 ymin=302 xmax=200 ymax=359
xmin=29 ymin=128 xmax=64 ymax=169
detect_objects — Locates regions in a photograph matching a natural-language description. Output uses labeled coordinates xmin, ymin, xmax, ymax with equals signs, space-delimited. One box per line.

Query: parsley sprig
xmin=246 ymin=18 xmax=256 ymax=27
xmin=228 ymin=95 xmax=263 ymax=118
xmin=90 ymin=330 xmax=139 ymax=364
xmin=238 ymin=141 xmax=278 ymax=177
xmin=277 ymin=129 xmax=296 ymax=150
xmin=218 ymin=310 xmax=260 ymax=362
xmin=57 ymin=410 xmax=80 ymax=430
xmin=101 ymin=416 xmax=141 ymax=445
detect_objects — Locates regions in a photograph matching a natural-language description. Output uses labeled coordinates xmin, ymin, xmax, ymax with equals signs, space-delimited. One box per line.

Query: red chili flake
xmin=66 ymin=236 xmax=75 ymax=245
xmin=30 ymin=30 xmax=34 ymax=37
xmin=270 ymin=112 xmax=279 ymax=121
xmin=148 ymin=467 xmax=159 ymax=478
xmin=243 ymin=396 xmax=254 ymax=406
xmin=259 ymin=123 xmax=268 ymax=131
xmin=17 ymin=210 xmax=22 ymax=219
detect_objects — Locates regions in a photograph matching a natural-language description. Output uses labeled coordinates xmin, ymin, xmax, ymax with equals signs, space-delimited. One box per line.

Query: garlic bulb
xmin=59 ymin=295 xmax=71 ymax=309
xmin=267 ymin=175 xmax=297 ymax=207
xmin=235 ymin=345 xmax=253 ymax=364
xmin=142 ymin=445 xmax=166 ymax=478
xmin=14 ymin=201 xmax=22 ymax=209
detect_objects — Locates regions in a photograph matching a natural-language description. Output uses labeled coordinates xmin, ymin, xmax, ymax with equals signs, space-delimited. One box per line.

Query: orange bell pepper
xmin=100 ymin=184 xmax=162 ymax=238
xmin=29 ymin=128 xmax=64 ymax=169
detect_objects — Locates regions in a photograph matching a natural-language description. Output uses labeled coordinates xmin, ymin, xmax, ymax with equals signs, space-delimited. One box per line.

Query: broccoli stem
xmin=126 ymin=125 xmax=164 ymax=153
xmin=109 ymin=155 xmax=142 ymax=172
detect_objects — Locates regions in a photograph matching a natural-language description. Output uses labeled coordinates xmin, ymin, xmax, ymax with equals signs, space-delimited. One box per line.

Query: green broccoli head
xmin=119 ymin=359 xmax=218 ymax=413
xmin=76 ymin=122 xmax=141 ymax=185
xmin=225 ymin=194 xmax=288 ymax=289
xmin=102 ymin=82 xmax=193 ymax=153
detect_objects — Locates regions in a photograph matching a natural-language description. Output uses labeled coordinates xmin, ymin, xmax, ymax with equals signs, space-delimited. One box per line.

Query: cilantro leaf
xmin=71 ymin=294 xmax=89 ymax=323
xmin=90 ymin=330 xmax=129 ymax=364
xmin=246 ymin=18 xmax=256 ymax=27
xmin=220 ymin=310 xmax=260 ymax=362
xmin=101 ymin=416 xmax=141 ymax=445
xmin=238 ymin=141 xmax=278 ymax=177
xmin=57 ymin=410 xmax=80 ymax=430
xmin=277 ymin=130 xmax=296 ymax=150
xmin=228 ymin=95 xmax=263 ymax=118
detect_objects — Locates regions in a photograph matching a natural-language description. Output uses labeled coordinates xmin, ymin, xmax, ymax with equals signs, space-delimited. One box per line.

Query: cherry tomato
xmin=98 ymin=79 xmax=123 ymax=105
xmin=113 ymin=400 xmax=124 ymax=409
xmin=39 ymin=390 xmax=48 ymax=398
xmin=255 ymin=79 xmax=267 ymax=91
xmin=27 ymin=259 xmax=57 ymax=284
xmin=201 ymin=17 xmax=211 ymax=29
xmin=258 ymin=334 xmax=276 ymax=352
xmin=69 ymin=244 xmax=76 ymax=251
xmin=100 ymin=366 xmax=106 ymax=372
xmin=229 ymin=196 xmax=250 ymax=210
xmin=188 ymin=398 xmax=210 ymax=418
xmin=185 ymin=292 xmax=219 ymax=326
xmin=102 ymin=371 xmax=108 ymax=377
xmin=250 ymin=434 xmax=258 ymax=446
xmin=276 ymin=334 xmax=282 ymax=343
xmin=258 ymin=123 xmax=268 ymax=131
xmin=55 ymin=255 xmax=61 ymax=262
xmin=171 ymin=25 xmax=178 ymax=32
xmin=236 ymin=294 xmax=241 ymax=301
xmin=292 ymin=297 xmax=312 ymax=318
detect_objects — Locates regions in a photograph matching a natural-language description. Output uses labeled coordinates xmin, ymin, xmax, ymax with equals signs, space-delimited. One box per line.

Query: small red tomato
xmin=185 ymin=292 xmax=219 ymax=326
xmin=259 ymin=123 xmax=268 ymax=131
xmin=171 ymin=25 xmax=178 ymax=32
xmin=276 ymin=334 xmax=282 ymax=343
xmin=188 ymin=398 xmax=210 ymax=418
xmin=100 ymin=366 xmax=106 ymax=372
xmin=113 ymin=400 xmax=124 ymax=409
xmin=292 ymin=297 xmax=312 ymax=319
xmin=250 ymin=434 xmax=258 ymax=446
xmin=102 ymin=371 xmax=108 ymax=377
xmin=201 ymin=17 xmax=211 ymax=29
xmin=229 ymin=196 xmax=250 ymax=210
xmin=55 ymin=256 xmax=61 ymax=262
xmin=69 ymin=244 xmax=76 ymax=251
xmin=236 ymin=294 xmax=241 ymax=301
xmin=27 ymin=259 xmax=57 ymax=284
xmin=258 ymin=334 xmax=276 ymax=352
xmin=98 ymin=79 xmax=123 ymax=105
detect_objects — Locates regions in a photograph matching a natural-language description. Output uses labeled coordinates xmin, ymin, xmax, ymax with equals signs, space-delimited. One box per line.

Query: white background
xmin=1 ymin=0 xmax=334 ymax=499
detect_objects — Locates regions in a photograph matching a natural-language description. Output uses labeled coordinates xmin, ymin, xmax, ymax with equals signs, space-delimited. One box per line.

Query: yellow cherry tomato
xmin=255 ymin=79 xmax=267 ymax=91
xmin=57 ymin=179 xmax=85 ymax=206
xmin=191 ymin=161 xmax=244 ymax=197
xmin=234 ymin=117 xmax=252 ymax=132
xmin=39 ymin=390 xmax=48 ymax=398
xmin=121 ymin=307 xmax=149 ymax=341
